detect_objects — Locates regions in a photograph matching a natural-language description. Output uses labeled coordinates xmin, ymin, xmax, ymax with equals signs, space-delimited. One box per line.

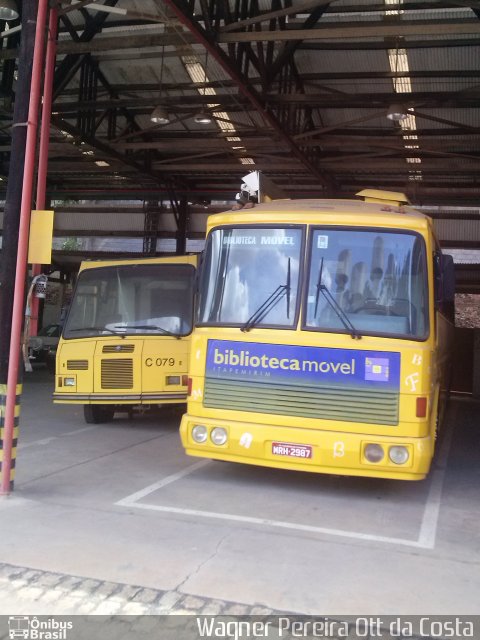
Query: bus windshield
xmin=63 ymin=263 xmax=195 ymax=339
xmin=198 ymin=227 xmax=302 ymax=328
xmin=305 ymin=228 xmax=428 ymax=339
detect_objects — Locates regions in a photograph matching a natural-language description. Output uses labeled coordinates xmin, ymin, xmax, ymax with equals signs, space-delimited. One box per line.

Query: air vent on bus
xmin=102 ymin=344 xmax=135 ymax=353
xmin=204 ymin=379 xmax=399 ymax=426
xmin=67 ymin=360 xmax=88 ymax=370
xmin=101 ymin=359 xmax=134 ymax=389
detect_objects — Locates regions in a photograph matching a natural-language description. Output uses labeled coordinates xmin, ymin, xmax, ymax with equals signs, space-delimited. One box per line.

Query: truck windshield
xmin=305 ymin=228 xmax=428 ymax=339
xmin=63 ymin=263 xmax=195 ymax=339
xmin=198 ymin=227 xmax=302 ymax=328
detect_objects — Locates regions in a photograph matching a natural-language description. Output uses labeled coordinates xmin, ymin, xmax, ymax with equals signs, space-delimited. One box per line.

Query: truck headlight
xmin=192 ymin=425 xmax=208 ymax=443
xmin=389 ymin=446 xmax=409 ymax=465
xmin=364 ymin=443 xmax=384 ymax=463
xmin=211 ymin=427 xmax=227 ymax=446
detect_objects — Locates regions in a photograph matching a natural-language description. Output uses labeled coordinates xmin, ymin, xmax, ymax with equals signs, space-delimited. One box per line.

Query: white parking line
xmin=116 ymin=430 xmax=453 ymax=550
xmin=417 ymin=422 xmax=454 ymax=548
xmin=116 ymin=459 xmax=211 ymax=505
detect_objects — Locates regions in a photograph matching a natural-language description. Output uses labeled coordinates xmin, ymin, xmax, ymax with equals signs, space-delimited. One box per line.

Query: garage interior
xmin=1 ymin=0 xmax=478 ymax=385
xmin=0 ymin=0 xmax=479 ymax=619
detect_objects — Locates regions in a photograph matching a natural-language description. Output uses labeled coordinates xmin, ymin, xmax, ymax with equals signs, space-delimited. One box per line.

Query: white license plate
xmin=271 ymin=442 xmax=313 ymax=459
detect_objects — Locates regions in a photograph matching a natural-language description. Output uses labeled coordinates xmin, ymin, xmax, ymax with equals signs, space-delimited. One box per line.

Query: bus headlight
xmin=192 ymin=425 xmax=208 ymax=443
xmin=364 ymin=443 xmax=384 ymax=463
xmin=211 ymin=427 xmax=227 ymax=446
xmin=389 ymin=446 xmax=409 ymax=465
xmin=64 ymin=377 xmax=76 ymax=387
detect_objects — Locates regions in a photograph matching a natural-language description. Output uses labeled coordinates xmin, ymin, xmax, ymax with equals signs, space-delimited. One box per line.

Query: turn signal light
xmin=187 ymin=377 xmax=192 ymax=396
xmin=416 ymin=397 xmax=427 ymax=418
xmin=182 ymin=375 xmax=188 ymax=386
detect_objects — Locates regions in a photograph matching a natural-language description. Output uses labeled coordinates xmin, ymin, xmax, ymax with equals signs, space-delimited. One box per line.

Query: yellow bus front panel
xmin=180 ymin=414 xmax=434 ymax=481
xmin=55 ymin=336 xmax=189 ymax=404
xmin=181 ymin=330 xmax=437 ymax=479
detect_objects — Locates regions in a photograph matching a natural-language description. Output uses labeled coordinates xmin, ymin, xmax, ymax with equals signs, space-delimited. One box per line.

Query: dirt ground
xmin=455 ymin=294 xmax=480 ymax=328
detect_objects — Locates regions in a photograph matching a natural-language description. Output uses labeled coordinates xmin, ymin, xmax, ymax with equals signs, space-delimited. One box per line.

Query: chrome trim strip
xmin=53 ymin=392 xmax=187 ymax=402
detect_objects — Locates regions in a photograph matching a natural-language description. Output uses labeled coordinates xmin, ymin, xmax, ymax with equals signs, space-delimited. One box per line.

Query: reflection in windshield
xmin=198 ymin=228 xmax=302 ymax=328
xmin=306 ymin=229 xmax=428 ymax=338
xmin=63 ymin=264 xmax=195 ymax=339
xmin=314 ymin=258 xmax=361 ymax=340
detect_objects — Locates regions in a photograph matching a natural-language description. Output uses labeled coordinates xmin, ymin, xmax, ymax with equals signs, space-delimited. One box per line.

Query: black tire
xmin=83 ymin=404 xmax=115 ymax=424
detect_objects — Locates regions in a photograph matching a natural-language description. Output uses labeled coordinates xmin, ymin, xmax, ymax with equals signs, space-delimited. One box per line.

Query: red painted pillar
xmin=0 ymin=0 xmax=49 ymax=495
xmin=30 ymin=7 xmax=58 ymax=337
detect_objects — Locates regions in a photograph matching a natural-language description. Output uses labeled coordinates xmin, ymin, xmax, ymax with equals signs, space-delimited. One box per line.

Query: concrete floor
xmin=1 ymin=368 xmax=479 ymax=615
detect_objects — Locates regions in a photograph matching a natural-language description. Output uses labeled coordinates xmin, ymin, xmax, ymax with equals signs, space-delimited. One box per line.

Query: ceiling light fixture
xmin=151 ymin=45 xmax=170 ymax=125
xmin=194 ymin=111 xmax=212 ymax=125
xmin=150 ymin=106 xmax=170 ymax=125
xmin=193 ymin=51 xmax=213 ymax=125
xmin=386 ymin=103 xmax=408 ymax=121
xmin=0 ymin=0 xmax=19 ymax=21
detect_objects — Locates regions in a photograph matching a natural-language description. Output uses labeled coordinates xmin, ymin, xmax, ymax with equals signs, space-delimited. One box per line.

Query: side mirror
xmin=434 ymin=251 xmax=455 ymax=321
xmin=433 ymin=252 xmax=443 ymax=309
xmin=442 ymin=254 xmax=455 ymax=300
xmin=442 ymin=254 xmax=455 ymax=322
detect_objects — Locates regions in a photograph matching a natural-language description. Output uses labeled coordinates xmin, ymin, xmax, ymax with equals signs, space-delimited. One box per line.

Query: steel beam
xmin=218 ymin=20 xmax=480 ymax=43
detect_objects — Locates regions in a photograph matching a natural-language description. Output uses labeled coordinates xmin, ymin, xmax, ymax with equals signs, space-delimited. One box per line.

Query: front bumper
xmin=180 ymin=413 xmax=433 ymax=481
xmin=53 ymin=392 xmax=187 ymax=404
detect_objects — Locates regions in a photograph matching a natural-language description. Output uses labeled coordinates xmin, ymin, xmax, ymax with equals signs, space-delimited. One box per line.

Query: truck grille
xmin=204 ymin=379 xmax=399 ymax=426
xmin=101 ymin=359 xmax=134 ymax=389
xmin=102 ymin=344 xmax=135 ymax=353
xmin=67 ymin=360 xmax=88 ymax=370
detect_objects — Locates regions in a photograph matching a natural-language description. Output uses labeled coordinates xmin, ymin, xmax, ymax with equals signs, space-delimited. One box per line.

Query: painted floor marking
xmin=116 ymin=430 xmax=453 ymax=550
xmin=116 ymin=459 xmax=211 ymax=505
xmin=417 ymin=421 xmax=454 ymax=548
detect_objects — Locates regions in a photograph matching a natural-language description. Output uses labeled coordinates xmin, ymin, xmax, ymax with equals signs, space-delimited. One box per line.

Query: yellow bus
xmin=180 ymin=192 xmax=454 ymax=480
xmin=54 ymin=255 xmax=197 ymax=424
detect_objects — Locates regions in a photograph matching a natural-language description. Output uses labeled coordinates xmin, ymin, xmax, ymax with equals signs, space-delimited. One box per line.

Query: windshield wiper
xmin=114 ymin=324 xmax=181 ymax=339
xmin=314 ymin=258 xmax=361 ymax=340
xmin=69 ymin=326 xmax=125 ymax=336
xmin=241 ymin=258 xmax=291 ymax=332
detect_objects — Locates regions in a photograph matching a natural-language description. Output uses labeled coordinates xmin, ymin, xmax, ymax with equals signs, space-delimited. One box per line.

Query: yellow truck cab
xmin=54 ymin=254 xmax=197 ymax=423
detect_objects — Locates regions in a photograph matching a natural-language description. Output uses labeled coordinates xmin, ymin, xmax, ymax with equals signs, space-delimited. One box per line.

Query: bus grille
xmin=67 ymin=360 xmax=88 ymax=370
xmin=101 ymin=359 xmax=134 ymax=389
xmin=102 ymin=344 xmax=135 ymax=353
xmin=204 ymin=379 xmax=399 ymax=426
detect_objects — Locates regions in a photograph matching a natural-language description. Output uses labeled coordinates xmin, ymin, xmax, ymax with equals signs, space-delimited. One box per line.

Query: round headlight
xmin=389 ymin=446 xmax=409 ymax=465
xmin=192 ymin=425 xmax=208 ymax=443
xmin=211 ymin=427 xmax=227 ymax=446
xmin=364 ymin=443 xmax=384 ymax=463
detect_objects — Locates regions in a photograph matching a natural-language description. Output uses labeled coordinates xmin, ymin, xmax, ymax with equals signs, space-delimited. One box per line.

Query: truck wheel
xmin=84 ymin=404 xmax=115 ymax=424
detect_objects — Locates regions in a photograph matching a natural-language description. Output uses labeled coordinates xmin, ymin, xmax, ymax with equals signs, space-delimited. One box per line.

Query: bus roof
xmin=207 ymin=199 xmax=431 ymax=232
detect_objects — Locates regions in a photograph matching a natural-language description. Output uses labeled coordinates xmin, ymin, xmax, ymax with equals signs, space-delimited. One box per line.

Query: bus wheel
xmin=84 ymin=404 xmax=115 ymax=424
